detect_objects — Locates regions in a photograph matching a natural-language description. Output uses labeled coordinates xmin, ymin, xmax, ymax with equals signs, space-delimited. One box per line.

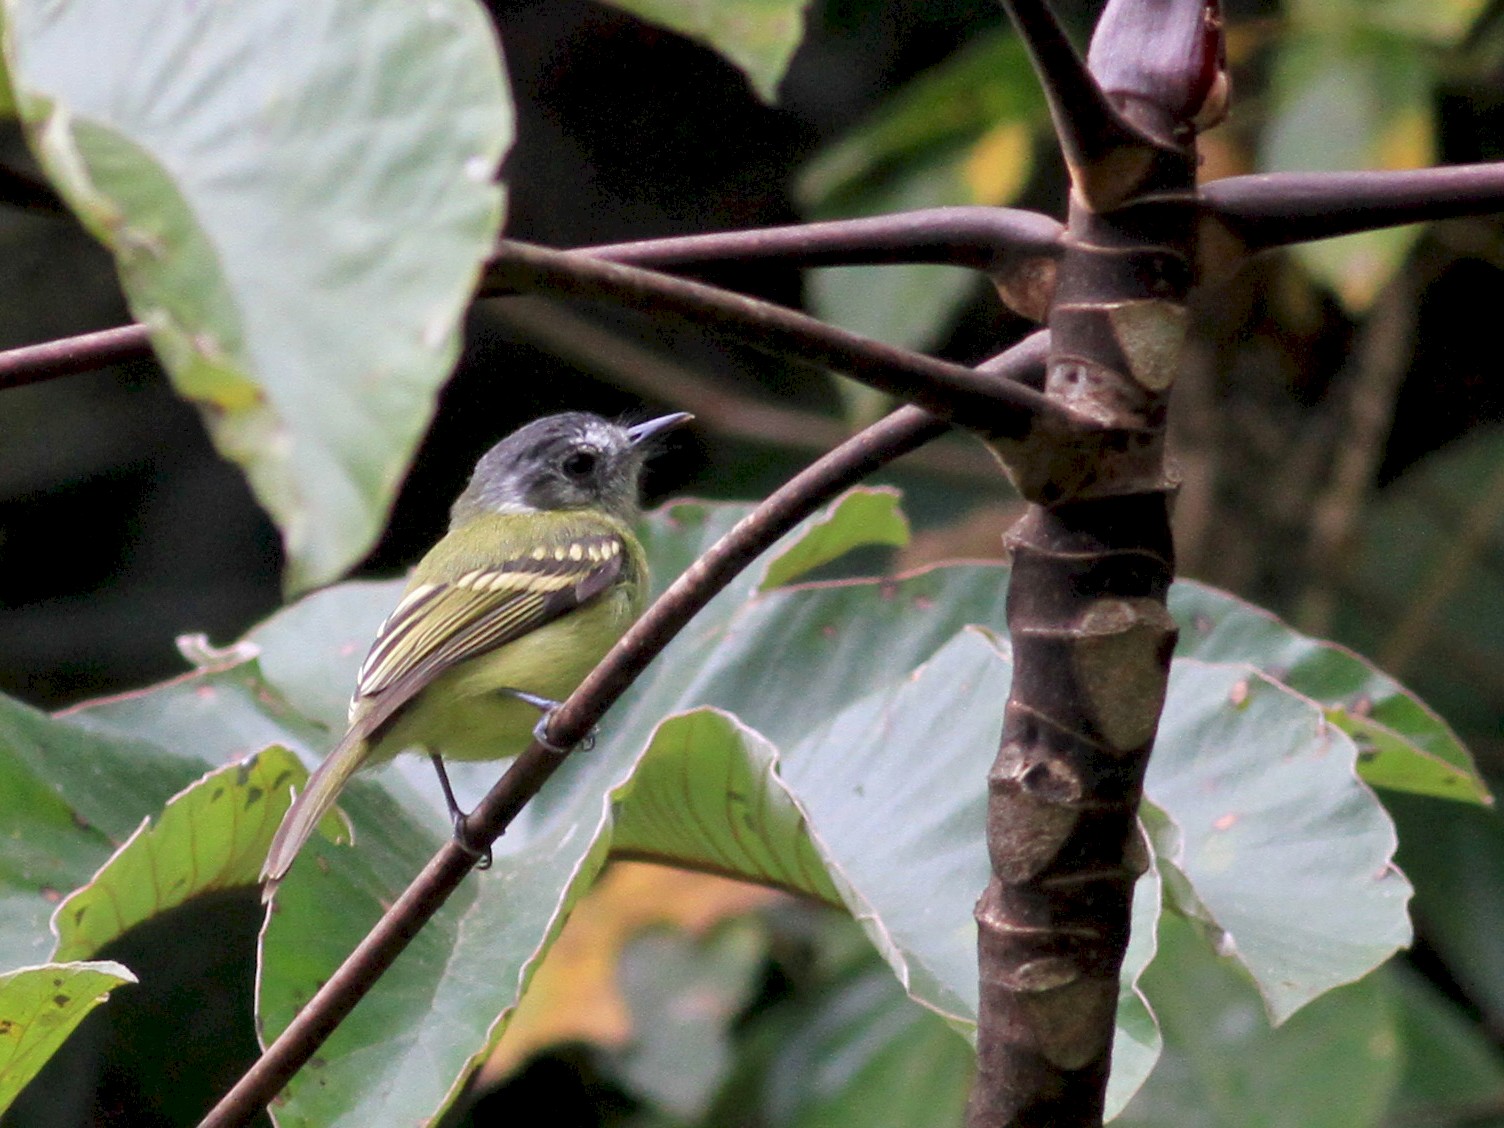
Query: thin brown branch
xmin=198 ymin=331 xmax=1047 ymax=1127
xmin=0 ymin=324 xmax=153 ymax=390
xmin=484 ymin=240 xmax=1079 ymax=440
xmin=1200 ymin=165 xmax=1504 ymax=251
xmin=574 ymin=206 xmax=1064 ymax=273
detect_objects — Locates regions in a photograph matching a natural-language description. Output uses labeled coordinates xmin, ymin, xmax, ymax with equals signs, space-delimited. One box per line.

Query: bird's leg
xmin=429 ymin=752 xmax=492 ymax=870
xmin=500 ymin=688 xmax=598 ymax=753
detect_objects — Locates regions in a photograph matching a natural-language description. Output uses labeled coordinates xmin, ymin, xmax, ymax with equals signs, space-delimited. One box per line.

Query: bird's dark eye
xmin=562 ymin=450 xmax=598 ymax=479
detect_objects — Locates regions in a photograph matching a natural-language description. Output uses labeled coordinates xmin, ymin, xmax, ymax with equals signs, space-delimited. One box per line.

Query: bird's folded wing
xmin=348 ymin=531 xmax=626 ymax=737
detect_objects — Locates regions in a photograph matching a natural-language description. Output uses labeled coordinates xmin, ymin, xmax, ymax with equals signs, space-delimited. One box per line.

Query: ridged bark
xmin=968 ymin=185 xmax=1197 ymax=1123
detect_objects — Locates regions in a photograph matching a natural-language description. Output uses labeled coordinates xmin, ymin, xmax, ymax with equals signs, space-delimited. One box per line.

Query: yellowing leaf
xmin=480 ymin=862 xmax=778 ymax=1081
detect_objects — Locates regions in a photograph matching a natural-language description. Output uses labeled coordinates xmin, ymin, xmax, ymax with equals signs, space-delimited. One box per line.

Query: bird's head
xmin=450 ymin=411 xmax=692 ymax=527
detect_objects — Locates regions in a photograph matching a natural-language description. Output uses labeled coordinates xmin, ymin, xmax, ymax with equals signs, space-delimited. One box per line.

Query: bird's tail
xmin=260 ymin=733 xmax=367 ymax=895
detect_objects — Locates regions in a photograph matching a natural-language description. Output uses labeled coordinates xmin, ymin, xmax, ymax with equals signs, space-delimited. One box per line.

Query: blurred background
xmin=4 ymin=0 xmax=1504 ymax=1124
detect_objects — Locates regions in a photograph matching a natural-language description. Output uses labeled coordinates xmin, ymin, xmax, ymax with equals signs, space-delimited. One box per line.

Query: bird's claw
xmin=451 ymin=811 xmax=493 ymax=870
xmin=530 ymin=711 xmax=599 ymax=755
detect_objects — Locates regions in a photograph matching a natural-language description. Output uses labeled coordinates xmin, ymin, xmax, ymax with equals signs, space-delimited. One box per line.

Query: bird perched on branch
xmin=260 ymin=410 xmax=692 ymax=890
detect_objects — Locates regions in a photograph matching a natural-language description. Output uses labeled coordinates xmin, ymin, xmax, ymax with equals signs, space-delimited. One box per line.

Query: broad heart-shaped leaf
xmin=597 ymin=0 xmax=808 ymax=103
xmin=1 ymin=0 xmax=511 ymax=589
xmin=0 ymin=960 xmax=136 ymax=1114
xmin=1115 ymin=912 xmax=1399 ymax=1128
xmin=1171 ymin=581 xmax=1487 ymax=804
xmin=716 ymin=951 xmax=976 ymax=1128
xmin=239 ymin=499 xmax=1420 ymax=1121
xmin=25 ymin=496 xmax=1454 ymax=1122
xmin=51 ymin=747 xmax=301 ymax=963
xmin=1149 ymin=661 xmax=1413 ymax=1024
xmin=0 ymin=693 xmax=219 ymax=973
xmin=609 ymin=920 xmax=767 ymax=1120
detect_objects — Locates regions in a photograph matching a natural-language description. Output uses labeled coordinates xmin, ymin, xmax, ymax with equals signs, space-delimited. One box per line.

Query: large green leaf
xmin=0 ymin=960 xmax=136 ymax=1114
xmin=1171 ymin=582 xmax=1487 ymax=804
xmin=1150 ymin=662 xmax=1412 ymax=1023
xmin=723 ymin=954 xmax=975 ymax=1128
xmin=0 ymin=694 xmax=214 ymax=972
xmin=1 ymin=0 xmax=511 ymax=589
xmin=1115 ymin=912 xmax=1400 ymax=1127
xmin=599 ymin=0 xmax=809 ymax=103
xmin=760 ymin=486 xmax=909 ymax=590
xmin=10 ymin=496 xmax=1459 ymax=1122
xmin=1387 ymin=964 xmax=1504 ymax=1123
xmin=609 ymin=920 xmax=767 ymax=1120
xmin=51 ymin=747 xmax=301 ymax=963
xmin=1388 ymin=792 xmax=1504 ymax=1037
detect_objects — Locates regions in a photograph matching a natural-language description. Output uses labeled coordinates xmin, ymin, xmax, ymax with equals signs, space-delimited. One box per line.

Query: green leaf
xmin=598 ymin=0 xmax=809 ymax=103
xmin=1149 ymin=662 xmax=1413 ymax=1023
xmin=2 ymin=0 xmax=511 ymax=589
xmin=610 ymin=710 xmax=844 ymax=905
xmin=1106 ymin=823 xmax=1163 ymax=1119
xmin=0 ymin=960 xmax=136 ymax=1114
xmin=1171 ymin=581 xmax=1488 ymax=804
xmin=796 ymin=29 xmax=1042 ymax=210
xmin=760 ymin=486 xmax=909 ymax=589
xmin=1387 ymin=792 xmax=1504 ymax=1035
xmin=50 ymin=747 xmax=301 ymax=963
xmin=24 ymin=496 xmax=1435 ymax=1121
xmin=1116 ymin=913 xmax=1399 ymax=1127
xmin=0 ymin=693 xmax=214 ymax=972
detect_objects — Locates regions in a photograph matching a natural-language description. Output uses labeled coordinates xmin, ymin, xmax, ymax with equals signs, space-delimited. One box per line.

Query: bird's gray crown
xmin=449 ymin=412 xmax=680 ymax=528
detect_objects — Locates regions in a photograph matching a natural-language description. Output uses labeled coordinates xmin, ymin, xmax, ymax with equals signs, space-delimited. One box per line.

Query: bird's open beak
xmin=626 ymin=412 xmax=694 ymax=447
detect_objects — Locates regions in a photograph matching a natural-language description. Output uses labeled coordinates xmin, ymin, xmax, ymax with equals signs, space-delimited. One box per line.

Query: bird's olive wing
xmin=348 ymin=532 xmax=627 ymax=733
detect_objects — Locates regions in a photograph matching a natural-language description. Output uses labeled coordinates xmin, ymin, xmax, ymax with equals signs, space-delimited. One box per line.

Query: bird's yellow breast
xmin=366 ymin=578 xmax=639 ymax=763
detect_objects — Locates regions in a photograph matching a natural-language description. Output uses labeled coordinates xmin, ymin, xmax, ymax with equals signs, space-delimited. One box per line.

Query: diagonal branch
xmin=196 ymin=331 xmax=1049 ymax=1128
xmin=483 ymin=240 xmax=1081 ymax=439
xmin=1200 ymin=165 xmax=1504 ymax=250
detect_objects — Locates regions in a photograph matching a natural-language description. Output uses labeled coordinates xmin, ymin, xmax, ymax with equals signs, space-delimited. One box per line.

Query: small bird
xmin=260 ymin=410 xmax=691 ymax=888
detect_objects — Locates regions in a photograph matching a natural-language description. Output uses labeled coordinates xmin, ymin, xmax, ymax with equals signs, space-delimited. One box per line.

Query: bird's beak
xmin=626 ymin=412 xmax=694 ymax=447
